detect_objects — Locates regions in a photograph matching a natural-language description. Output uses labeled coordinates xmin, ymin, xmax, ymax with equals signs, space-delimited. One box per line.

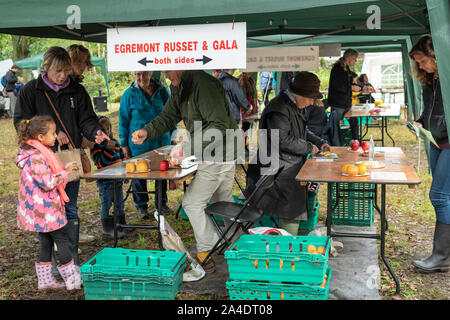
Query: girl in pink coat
xmin=16 ymin=115 xmax=82 ymax=291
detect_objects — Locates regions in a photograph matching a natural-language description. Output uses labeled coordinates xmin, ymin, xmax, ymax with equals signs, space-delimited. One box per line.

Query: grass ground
xmin=0 ymin=104 xmax=448 ymax=300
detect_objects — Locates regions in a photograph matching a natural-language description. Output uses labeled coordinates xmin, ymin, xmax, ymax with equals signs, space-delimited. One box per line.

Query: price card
xmin=370 ymin=172 xmax=407 ymax=181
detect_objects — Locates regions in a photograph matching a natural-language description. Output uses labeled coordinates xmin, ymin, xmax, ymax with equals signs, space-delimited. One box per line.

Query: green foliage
xmin=0 ymin=34 xmax=13 ymax=60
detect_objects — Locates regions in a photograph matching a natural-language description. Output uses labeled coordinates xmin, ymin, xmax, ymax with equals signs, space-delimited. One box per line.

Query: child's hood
xmin=16 ymin=147 xmax=38 ymax=170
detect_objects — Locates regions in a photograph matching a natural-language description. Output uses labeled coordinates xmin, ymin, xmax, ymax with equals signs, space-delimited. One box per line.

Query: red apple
xmin=159 ymin=160 xmax=169 ymax=171
xmin=361 ymin=141 xmax=370 ymax=151
xmin=350 ymin=140 xmax=360 ymax=151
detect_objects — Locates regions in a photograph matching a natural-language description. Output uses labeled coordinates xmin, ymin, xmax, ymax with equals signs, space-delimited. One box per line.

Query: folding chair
xmin=200 ymin=166 xmax=284 ymax=267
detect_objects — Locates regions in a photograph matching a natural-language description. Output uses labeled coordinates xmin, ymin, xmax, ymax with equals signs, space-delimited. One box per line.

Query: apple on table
xmin=159 ymin=160 xmax=169 ymax=171
xmin=350 ymin=140 xmax=360 ymax=151
xmin=361 ymin=141 xmax=370 ymax=151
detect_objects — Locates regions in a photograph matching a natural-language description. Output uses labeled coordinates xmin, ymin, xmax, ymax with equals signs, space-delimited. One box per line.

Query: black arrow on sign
xmin=195 ymin=55 xmax=212 ymax=65
xmin=138 ymin=57 xmax=154 ymax=66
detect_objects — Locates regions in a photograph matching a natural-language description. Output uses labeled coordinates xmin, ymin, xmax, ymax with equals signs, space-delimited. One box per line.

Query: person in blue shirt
xmin=91 ymin=116 xmax=127 ymax=239
xmin=119 ymin=71 xmax=176 ymax=218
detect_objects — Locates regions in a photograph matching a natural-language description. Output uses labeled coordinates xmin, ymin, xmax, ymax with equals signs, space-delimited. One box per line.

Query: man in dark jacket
xmin=4 ymin=65 xmax=20 ymax=116
xmin=245 ymin=72 xmax=330 ymax=235
xmin=328 ymin=49 xmax=361 ymax=143
xmin=218 ymin=69 xmax=251 ymax=125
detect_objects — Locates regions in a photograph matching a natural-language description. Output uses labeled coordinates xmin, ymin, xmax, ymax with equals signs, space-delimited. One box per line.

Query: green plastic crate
xmin=227 ymin=267 xmax=332 ymax=300
xmin=299 ymin=202 xmax=320 ymax=231
xmin=342 ymin=117 xmax=372 ymax=126
xmin=331 ymin=183 xmax=374 ymax=226
xmin=80 ymin=248 xmax=186 ymax=300
xmin=225 ymin=234 xmax=330 ymax=285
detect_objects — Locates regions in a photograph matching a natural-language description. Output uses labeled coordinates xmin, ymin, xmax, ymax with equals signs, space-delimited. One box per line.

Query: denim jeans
xmin=64 ymin=180 xmax=80 ymax=220
xmin=331 ymin=106 xmax=360 ymax=142
xmin=96 ymin=179 xmax=125 ymax=219
xmin=132 ymin=179 xmax=167 ymax=210
xmin=429 ymin=145 xmax=450 ymax=224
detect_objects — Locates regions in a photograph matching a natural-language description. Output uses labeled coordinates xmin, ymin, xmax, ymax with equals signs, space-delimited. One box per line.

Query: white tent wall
xmin=361 ymin=53 xmax=403 ymax=87
xmin=361 ymin=52 xmax=404 ymax=104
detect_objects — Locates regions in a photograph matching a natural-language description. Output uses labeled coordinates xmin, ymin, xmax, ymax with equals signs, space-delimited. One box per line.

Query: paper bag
xmin=56 ymin=145 xmax=83 ymax=182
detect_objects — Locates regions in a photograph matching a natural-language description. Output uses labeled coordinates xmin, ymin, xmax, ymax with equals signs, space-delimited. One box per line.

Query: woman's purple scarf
xmin=41 ymin=72 xmax=70 ymax=92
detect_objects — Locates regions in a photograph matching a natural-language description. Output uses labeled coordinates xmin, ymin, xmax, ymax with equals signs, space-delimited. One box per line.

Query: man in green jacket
xmin=132 ymin=70 xmax=240 ymax=273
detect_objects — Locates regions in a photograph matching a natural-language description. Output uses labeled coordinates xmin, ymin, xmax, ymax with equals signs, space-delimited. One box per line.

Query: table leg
xmin=384 ymin=118 xmax=396 ymax=147
xmin=379 ymin=184 xmax=400 ymax=294
xmin=156 ymin=180 xmax=164 ymax=250
xmin=113 ymin=180 xmax=119 ymax=248
xmin=326 ymin=183 xmax=333 ymax=236
xmin=358 ymin=117 xmax=362 ymax=142
xmin=360 ymin=117 xmax=370 ymax=141
xmin=327 ymin=182 xmax=401 ymax=294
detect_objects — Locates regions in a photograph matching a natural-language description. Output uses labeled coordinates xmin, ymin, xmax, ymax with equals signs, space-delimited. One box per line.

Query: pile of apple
xmin=350 ymin=140 xmax=370 ymax=154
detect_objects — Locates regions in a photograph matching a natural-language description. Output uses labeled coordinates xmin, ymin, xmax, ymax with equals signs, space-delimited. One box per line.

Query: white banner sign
xmin=242 ymin=46 xmax=319 ymax=72
xmin=107 ymin=23 xmax=247 ymax=71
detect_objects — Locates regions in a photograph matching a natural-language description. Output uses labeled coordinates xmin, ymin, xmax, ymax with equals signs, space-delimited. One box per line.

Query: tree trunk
xmin=11 ymin=35 xmax=33 ymax=83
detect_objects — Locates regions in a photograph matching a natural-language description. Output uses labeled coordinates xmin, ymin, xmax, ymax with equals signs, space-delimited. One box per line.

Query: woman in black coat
xmin=245 ymin=72 xmax=330 ymax=235
xmin=328 ymin=49 xmax=361 ymax=143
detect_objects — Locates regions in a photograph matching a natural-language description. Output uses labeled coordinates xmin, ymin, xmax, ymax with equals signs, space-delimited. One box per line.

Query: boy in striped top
xmin=90 ymin=116 xmax=127 ymax=239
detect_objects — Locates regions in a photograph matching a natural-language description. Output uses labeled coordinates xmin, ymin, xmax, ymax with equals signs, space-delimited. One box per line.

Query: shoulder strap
xmin=44 ymin=91 xmax=76 ymax=148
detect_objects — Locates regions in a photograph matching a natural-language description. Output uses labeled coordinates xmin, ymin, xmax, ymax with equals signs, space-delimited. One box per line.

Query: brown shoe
xmin=196 ymin=253 xmax=216 ymax=274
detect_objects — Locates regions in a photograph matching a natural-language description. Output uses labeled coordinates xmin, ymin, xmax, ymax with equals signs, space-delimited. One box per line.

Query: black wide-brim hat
xmin=289 ymin=71 xmax=323 ymax=99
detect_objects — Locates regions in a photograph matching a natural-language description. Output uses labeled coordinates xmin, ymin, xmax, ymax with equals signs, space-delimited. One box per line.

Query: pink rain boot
xmin=35 ymin=262 xmax=65 ymax=290
xmin=57 ymin=260 xmax=82 ymax=290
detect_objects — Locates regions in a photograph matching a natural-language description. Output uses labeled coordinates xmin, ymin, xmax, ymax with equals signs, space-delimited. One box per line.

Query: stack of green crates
xmin=80 ymin=248 xmax=186 ymax=300
xmin=225 ymin=234 xmax=332 ymax=300
xmin=331 ymin=182 xmax=375 ymax=226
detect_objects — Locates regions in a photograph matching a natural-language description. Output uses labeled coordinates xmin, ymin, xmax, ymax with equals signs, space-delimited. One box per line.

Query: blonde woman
xmin=327 ymin=49 xmax=361 ymax=144
xmin=13 ymin=46 xmax=108 ymax=271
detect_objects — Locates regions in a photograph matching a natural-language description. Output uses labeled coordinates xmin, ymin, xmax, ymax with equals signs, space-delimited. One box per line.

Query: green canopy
xmin=14 ymin=51 xmax=111 ymax=106
xmin=0 ymin=0 xmax=429 ymax=41
xmin=0 ymin=0 xmax=449 ymax=142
